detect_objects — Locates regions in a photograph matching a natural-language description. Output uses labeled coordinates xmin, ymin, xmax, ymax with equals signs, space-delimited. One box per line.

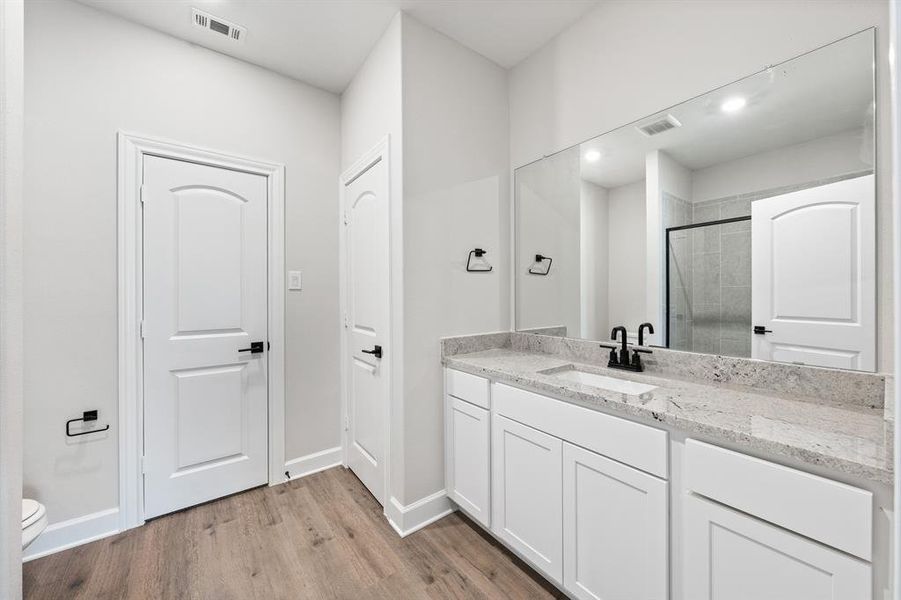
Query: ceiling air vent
xmin=636 ymin=114 xmax=682 ymax=137
xmin=191 ymin=8 xmax=246 ymax=44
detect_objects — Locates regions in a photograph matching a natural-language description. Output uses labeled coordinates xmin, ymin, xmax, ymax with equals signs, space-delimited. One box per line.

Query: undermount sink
xmin=545 ymin=367 xmax=657 ymax=395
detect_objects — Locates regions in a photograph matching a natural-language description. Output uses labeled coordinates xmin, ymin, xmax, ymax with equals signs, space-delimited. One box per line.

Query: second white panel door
xmin=143 ymin=156 xmax=269 ymax=519
xmin=562 ymin=442 xmax=668 ymax=600
xmin=343 ymin=154 xmax=389 ymax=505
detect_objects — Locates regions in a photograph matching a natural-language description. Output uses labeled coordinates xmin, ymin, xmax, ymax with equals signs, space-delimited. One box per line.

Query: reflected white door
xmin=143 ymin=156 xmax=268 ymax=519
xmin=751 ymin=175 xmax=875 ymax=371
xmin=343 ymin=155 xmax=389 ymax=504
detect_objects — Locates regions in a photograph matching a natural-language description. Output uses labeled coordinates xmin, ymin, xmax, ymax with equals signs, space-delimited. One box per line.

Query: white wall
xmin=340 ymin=14 xmax=407 ymax=500
xmin=581 ymin=180 xmax=608 ymax=340
xmin=509 ymin=0 xmax=894 ymax=371
xmin=692 ymin=128 xmax=871 ymax=202
xmin=0 ymin=0 xmax=24 ymax=593
xmin=647 ymin=151 xmax=692 ymax=344
xmin=607 ymin=180 xmax=646 ymax=333
xmin=25 ymin=0 xmax=341 ymax=525
xmin=400 ymin=14 xmax=509 ymax=503
xmin=515 ymin=147 xmax=581 ymax=335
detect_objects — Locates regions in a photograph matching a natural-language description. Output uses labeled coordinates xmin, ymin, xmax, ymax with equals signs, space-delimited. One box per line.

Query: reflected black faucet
xmin=611 ymin=326 xmax=627 ymax=363
xmin=638 ymin=322 xmax=655 ymax=347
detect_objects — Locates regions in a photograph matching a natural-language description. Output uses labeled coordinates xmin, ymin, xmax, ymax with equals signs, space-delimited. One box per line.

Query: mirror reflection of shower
xmin=665 ymin=197 xmax=752 ymax=358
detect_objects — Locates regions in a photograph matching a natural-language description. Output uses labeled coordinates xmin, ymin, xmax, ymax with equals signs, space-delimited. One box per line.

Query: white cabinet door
xmin=684 ymin=494 xmax=871 ymax=600
xmin=492 ymin=415 xmax=563 ymax=583
xmin=562 ymin=443 xmax=668 ymax=600
xmin=445 ymin=395 xmax=490 ymax=527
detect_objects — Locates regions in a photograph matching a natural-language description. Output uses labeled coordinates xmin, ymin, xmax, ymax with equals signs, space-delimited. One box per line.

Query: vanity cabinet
xmin=444 ymin=370 xmax=491 ymax=527
xmin=562 ymin=442 xmax=668 ymax=600
xmin=443 ymin=369 xmax=878 ymax=600
xmin=491 ymin=414 xmax=564 ymax=583
xmin=683 ymin=494 xmax=870 ymax=600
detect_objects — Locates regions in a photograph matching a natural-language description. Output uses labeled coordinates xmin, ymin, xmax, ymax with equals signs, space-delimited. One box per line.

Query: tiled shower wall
xmin=666 ymin=193 xmax=751 ymax=358
xmin=688 ymin=197 xmax=752 ymax=357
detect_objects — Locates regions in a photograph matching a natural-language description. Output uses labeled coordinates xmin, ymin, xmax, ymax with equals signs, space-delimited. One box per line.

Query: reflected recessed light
xmin=584 ymin=150 xmax=601 ymax=162
xmin=721 ymin=97 xmax=747 ymax=113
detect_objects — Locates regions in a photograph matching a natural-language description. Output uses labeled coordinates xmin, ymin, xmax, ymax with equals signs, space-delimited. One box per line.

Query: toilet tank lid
xmin=22 ymin=499 xmax=44 ymax=524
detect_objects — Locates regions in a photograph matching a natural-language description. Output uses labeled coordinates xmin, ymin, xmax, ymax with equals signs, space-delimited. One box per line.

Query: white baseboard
xmin=282 ymin=446 xmax=342 ymax=482
xmin=386 ymin=490 xmax=454 ymax=537
xmin=23 ymin=508 xmax=120 ymax=562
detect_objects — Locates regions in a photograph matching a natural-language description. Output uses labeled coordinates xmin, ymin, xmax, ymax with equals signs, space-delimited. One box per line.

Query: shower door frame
xmin=664 ymin=215 xmax=751 ymax=349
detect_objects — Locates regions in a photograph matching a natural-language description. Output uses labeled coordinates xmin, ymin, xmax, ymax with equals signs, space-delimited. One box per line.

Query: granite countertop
xmin=444 ymin=348 xmax=893 ymax=485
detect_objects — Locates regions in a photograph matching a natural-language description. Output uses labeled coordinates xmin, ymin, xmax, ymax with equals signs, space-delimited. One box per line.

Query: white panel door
xmin=751 ymin=174 xmax=875 ymax=370
xmin=445 ymin=395 xmax=490 ymax=527
xmin=492 ymin=415 xmax=563 ymax=583
xmin=343 ymin=156 xmax=389 ymax=504
xmin=562 ymin=442 xmax=668 ymax=600
xmin=683 ymin=494 xmax=871 ymax=600
xmin=143 ymin=156 xmax=268 ymax=519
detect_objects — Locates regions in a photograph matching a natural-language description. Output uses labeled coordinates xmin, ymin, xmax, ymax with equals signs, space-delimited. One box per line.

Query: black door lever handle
xmin=362 ymin=345 xmax=383 ymax=359
xmin=753 ymin=326 xmax=773 ymax=335
xmin=238 ymin=341 xmax=265 ymax=354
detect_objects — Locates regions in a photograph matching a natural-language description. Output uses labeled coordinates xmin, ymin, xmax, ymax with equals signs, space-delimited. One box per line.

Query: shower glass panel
xmin=666 ymin=216 xmax=751 ymax=358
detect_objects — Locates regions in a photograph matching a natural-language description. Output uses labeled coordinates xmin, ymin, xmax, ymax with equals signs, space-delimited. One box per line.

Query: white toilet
xmin=22 ymin=499 xmax=47 ymax=549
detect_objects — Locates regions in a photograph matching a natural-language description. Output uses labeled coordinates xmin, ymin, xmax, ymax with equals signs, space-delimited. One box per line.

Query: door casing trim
xmin=117 ymin=131 xmax=286 ymax=530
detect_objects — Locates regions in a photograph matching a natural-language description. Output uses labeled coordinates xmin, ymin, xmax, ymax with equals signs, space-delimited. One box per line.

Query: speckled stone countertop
xmin=444 ymin=347 xmax=893 ymax=485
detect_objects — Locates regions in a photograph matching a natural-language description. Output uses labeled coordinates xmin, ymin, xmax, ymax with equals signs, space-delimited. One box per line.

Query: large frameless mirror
xmin=514 ymin=29 xmax=876 ymax=371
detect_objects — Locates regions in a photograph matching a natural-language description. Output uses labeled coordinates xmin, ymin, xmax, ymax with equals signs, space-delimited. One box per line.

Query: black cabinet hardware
xmin=362 ymin=345 xmax=383 ymax=359
xmin=66 ymin=410 xmax=110 ymax=438
xmin=238 ymin=341 xmax=265 ymax=354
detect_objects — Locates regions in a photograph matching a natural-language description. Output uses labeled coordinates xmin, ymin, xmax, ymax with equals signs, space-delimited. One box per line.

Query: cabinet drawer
xmin=684 ymin=439 xmax=872 ymax=560
xmin=493 ymin=383 xmax=668 ymax=478
xmin=446 ymin=368 xmax=490 ymax=409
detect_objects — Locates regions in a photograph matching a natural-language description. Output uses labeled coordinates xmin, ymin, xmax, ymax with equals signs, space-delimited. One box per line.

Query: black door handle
xmin=362 ymin=345 xmax=383 ymax=359
xmin=753 ymin=326 xmax=772 ymax=335
xmin=238 ymin=341 xmax=265 ymax=354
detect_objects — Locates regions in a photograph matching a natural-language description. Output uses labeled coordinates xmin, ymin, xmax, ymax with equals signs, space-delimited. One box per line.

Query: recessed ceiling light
xmin=721 ymin=97 xmax=747 ymax=113
xmin=584 ymin=150 xmax=601 ymax=162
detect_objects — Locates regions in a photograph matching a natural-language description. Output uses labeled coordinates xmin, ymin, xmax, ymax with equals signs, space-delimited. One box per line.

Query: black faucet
xmin=601 ymin=324 xmax=653 ymax=372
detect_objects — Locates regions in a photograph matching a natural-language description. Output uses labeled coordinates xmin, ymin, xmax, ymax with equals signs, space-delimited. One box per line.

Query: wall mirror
xmin=514 ymin=29 xmax=876 ymax=371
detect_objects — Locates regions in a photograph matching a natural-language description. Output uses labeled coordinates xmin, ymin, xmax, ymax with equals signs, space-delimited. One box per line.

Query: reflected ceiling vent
xmin=191 ymin=8 xmax=246 ymax=44
xmin=636 ymin=115 xmax=681 ymax=137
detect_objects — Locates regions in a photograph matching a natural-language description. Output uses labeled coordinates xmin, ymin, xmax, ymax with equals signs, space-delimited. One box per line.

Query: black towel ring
xmin=528 ymin=254 xmax=552 ymax=275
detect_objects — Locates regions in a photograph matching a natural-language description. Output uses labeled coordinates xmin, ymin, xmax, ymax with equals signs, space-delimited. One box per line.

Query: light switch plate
xmin=288 ymin=270 xmax=302 ymax=291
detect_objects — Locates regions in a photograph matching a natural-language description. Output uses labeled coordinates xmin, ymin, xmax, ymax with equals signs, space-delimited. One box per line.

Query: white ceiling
xmin=575 ymin=30 xmax=874 ymax=189
xmin=74 ymin=0 xmax=599 ymax=93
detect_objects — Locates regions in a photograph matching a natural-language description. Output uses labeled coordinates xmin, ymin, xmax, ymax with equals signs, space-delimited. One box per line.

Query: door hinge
xmin=141 ymin=455 xmax=147 ymax=474
xmin=344 ymin=416 xmax=349 ymax=432
xmin=343 ymin=312 xmax=349 ymax=328
xmin=140 ymin=184 xmax=147 ymax=204
xmin=343 ymin=211 xmax=349 ymax=225
xmin=139 ymin=320 xmax=145 ymax=338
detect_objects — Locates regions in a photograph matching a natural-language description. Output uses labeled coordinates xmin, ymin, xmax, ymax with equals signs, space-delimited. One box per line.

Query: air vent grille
xmin=191 ymin=8 xmax=246 ymax=44
xmin=636 ymin=115 xmax=682 ymax=137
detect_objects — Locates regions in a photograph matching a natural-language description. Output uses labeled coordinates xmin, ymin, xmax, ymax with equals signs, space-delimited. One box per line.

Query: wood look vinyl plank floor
xmin=23 ymin=467 xmax=564 ymax=600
